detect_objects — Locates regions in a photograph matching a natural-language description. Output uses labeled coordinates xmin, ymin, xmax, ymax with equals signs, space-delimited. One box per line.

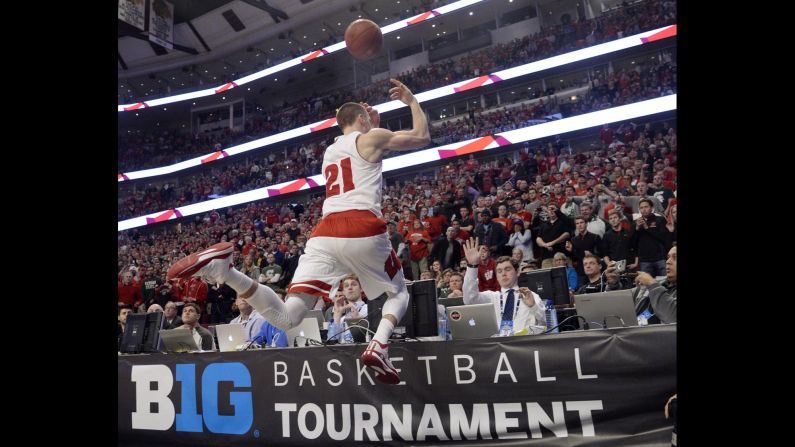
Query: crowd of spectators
xmin=119 ymin=56 xmax=675 ymax=219
xmin=118 ymin=0 xmax=676 ymax=171
xmin=119 ymin=118 xmax=677 ymax=326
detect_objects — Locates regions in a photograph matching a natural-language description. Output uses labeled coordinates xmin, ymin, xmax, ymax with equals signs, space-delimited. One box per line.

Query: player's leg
xmin=344 ymin=234 xmax=409 ymax=384
xmin=251 ymin=237 xmax=344 ymax=330
xmin=167 ymin=242 xmax=291 ymax=327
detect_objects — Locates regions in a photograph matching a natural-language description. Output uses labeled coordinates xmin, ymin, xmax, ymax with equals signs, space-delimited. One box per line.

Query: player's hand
xmin=360 ymin=102 xmax=380 ymax=128
xmin=635 ymin=271 xmax=656 ymax=286
xmin=463 ymin=237 xmax=481 ymax=265
xmin=389 ymin=79 xmax=415 ymax=105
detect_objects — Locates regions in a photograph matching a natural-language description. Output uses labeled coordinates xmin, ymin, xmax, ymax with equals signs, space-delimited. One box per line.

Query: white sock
xmin=221 ymin=269 xmax=292 ymax=330
xmin=222 ymin=267 xmax=255 ymax=294
xmin=373 ymin=318 xmax=394 ymax=345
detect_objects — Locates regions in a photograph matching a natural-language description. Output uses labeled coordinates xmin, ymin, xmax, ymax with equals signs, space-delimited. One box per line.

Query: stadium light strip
xmin=118 ymin=24 xmax=677 ymax=182
xmin=118 ymin=94 xmax=676 ymax=231
xmin=118 ymin=0 xmax=485 ymax=112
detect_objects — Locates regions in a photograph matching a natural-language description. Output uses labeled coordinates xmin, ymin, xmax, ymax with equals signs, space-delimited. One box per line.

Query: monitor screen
xmin=366 ymin=279 xmax=439 ymax=338
xmin=121 ymin=312 xmax=165 ymax=353
xmin=518 ymin=266 xmax=570 ymax=306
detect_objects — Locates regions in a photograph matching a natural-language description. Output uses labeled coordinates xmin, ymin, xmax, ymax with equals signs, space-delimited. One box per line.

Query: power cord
xmin=604 ymin=315 xmax=627 ymax=328
xmin=544 ymin=315 xmax=592 ymax=333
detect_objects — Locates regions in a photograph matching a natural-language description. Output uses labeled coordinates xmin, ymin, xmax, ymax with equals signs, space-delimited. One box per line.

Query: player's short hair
xmin=336 ymin=102 xmax=367 ymax=129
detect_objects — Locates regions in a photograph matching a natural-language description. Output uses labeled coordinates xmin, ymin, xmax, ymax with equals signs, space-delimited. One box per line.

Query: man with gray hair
xmin=162 ymin=301 xmax=182 ymax=330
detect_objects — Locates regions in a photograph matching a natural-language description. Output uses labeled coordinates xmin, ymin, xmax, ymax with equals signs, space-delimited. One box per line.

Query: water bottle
xmin=499 ymin=320 xmax=514 ymax=337
xmin=342 ymin=321 xmax=354 ymax=344
xmin=438 ymin=317 xmax=448 ymax=341
xmin=545 ymin=299 xmax=559 ymax=333
xmin=337 ymin=321 xmax=349 ymax=344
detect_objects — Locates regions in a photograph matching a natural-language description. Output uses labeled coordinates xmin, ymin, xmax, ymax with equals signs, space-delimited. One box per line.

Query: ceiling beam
xmin=239 ymin=0 xmax=289 ymax=23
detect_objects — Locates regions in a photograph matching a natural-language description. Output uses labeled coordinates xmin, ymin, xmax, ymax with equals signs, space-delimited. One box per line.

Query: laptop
xmin=215 ymin=323 xmax=248 ymax=352
xmin=305 ymin=310 xmax=325 ymax=329
xmin=446 ymin=303 xmax=499 ymax=340
xmin=438 ymin=297 xmax=464 ymax=308
xmin=574 ymin=290 xmax=638 ymax=329
xmin=286 ymin=318 xmax=323 ymax=347
xmin=159 ymin=328 xmax=200 ymax=353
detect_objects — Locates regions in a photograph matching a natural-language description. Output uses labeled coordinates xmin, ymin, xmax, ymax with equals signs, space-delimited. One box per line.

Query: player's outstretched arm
xmin=358 ymin=79 xmax=430 ymax=160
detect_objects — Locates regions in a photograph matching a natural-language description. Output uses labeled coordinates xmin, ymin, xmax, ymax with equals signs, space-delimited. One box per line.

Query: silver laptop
xmin=159 ymin=328 xmax=200 ymax=353
xmin=446 ymin=303 xmax=499 ymax=340
xmin=305 ymin=310 xmax=325 ymax=329
xmin=215 ymin=323 xmax=248 ymax=352
xmin=574 ymin=290 xmax=638 ymax=328
xmin=286 ymin=318 xmax=323 ymax=347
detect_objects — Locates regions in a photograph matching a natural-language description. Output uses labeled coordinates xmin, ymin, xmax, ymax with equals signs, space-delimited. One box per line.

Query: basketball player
xmin=168 ymin=79 xmax=429 ymax=384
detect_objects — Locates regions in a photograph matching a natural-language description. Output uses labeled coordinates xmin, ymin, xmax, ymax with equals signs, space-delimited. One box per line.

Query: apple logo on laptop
xmin=228 ymin=335 xmax=234 ymax=342
xmin=468 ymin=318 xmax=476 ymax=327
xmin=300 ymin=330 xmax=305 ymax=337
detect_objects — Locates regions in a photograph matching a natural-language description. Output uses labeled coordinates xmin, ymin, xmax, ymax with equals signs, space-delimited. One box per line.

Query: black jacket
xmin=474 ymin=221 xmax=508 ymax=252
xmin=569 ymin=231 xmax=605 ymax=275
xmin=603 ymin=225 xmax=636 ymax=262
xmin=630 ymin=214 xmax=668 ymax=262
xmin=163 ymin=316 xmax=183 ymax=330
xmin=429 ymin=238 xmax=463 ymax=270
xmin=533 ymin=211 xmax=572 ymax=260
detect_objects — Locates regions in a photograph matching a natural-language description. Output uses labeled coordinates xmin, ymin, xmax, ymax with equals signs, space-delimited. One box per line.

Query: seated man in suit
xmin=461 ymin=237 xmax=546 ymax=335
xmin=162 ymin=301 xmax=183 ymax=329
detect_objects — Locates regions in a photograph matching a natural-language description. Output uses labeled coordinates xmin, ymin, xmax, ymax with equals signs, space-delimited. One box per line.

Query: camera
xmin=615 ymin=259 xmax=626 ymax=273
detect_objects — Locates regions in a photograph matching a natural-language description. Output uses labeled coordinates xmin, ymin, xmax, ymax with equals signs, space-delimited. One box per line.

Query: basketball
xmin=344 ymin=19 xmax=383 ymax=61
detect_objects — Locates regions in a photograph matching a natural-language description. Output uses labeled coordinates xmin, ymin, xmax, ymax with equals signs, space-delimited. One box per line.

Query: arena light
xmin=119 ymin=0 xmax=487 ymax=112
xmin=118 ymin=0 xmax=674 ymax=112
xmin=118 ymin=94 xmax=676 ymax=231
xmin=118 ymin=25 xmax=676 ymax=182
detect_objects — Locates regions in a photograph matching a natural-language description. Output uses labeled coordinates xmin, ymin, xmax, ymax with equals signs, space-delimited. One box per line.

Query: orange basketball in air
xmin=344 ymin=19 xmax=383 ymax=61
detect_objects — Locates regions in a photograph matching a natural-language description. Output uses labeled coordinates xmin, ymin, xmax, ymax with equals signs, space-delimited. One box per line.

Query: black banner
xmin=119 ymin=325 xmax=676 ymax=446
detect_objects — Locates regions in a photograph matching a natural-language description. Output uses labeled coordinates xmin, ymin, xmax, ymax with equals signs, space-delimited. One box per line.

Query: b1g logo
xmin=131 ymin=362 xmax=253 ymax=434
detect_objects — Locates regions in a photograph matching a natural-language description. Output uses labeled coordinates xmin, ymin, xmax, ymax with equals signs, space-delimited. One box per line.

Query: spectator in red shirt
xmin=423 ymin=205 xmax=448 ymax=242
xmin=492 ymin=205 xmax=514 ymax=233
xmin=600 ymin=124 xmax=614 ymax=146
xmin=397 ymin=208 xmax=416 ymax=236
xmin=182 ymin=277 xmax=209 ymax=323
xmin=241 ymin=235 xmax=257 ymax=257
xmin=476 ymin=244 xmax=498 ymax=292
xmin=118 ymin=270 xmax=143 ymax=310
xmin=407 ymin=219 xmax=432 ymax=281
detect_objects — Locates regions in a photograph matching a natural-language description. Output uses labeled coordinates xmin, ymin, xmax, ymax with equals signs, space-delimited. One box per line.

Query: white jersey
xmin=321 ymin=131 xmax=383 ymax=218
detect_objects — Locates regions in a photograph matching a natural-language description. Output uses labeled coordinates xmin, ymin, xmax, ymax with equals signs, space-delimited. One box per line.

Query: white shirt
xmin=230 ymin=311 xmax=266 ymax=342
xmin=462 ymin=267 xmax=546 ymax=333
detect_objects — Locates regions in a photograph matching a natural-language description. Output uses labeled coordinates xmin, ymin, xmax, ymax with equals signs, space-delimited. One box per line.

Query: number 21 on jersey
xmin=325 ymin=157 xmax=356 ymax=198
